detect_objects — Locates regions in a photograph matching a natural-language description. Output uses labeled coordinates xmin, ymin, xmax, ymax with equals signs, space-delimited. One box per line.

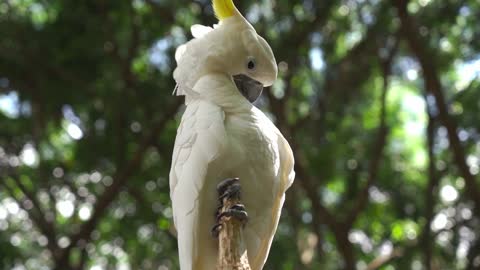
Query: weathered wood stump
xmin=215 ymin=178 xmax=251 ymax=270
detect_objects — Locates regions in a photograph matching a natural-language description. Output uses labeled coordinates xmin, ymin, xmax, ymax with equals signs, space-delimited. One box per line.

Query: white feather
xmin=175 ymin=44 xmax=187 ymax=62
xmin=190 ymin=24 xmax=214 ymax=38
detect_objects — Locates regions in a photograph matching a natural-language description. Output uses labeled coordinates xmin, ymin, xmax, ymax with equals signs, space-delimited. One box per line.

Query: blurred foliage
xmin=1 ymin=0 xmax=480 ymax=269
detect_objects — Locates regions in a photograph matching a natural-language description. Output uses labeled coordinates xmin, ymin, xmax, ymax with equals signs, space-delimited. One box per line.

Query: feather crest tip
xmin=212 ymin=0 xmax=235 ymax=20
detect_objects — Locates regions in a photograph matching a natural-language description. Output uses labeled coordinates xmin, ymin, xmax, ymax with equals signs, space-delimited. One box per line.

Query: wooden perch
xmin=216 ymin=178 xmax=251 ymax=270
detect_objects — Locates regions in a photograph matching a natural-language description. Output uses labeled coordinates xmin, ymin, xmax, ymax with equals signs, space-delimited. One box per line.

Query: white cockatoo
xmin=169 ymin=0 xmax=295 ymax=269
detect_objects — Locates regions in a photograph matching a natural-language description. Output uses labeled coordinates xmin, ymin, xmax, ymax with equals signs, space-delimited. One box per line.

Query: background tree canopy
xmin=1 ymin=0 xmax=479 ymax=269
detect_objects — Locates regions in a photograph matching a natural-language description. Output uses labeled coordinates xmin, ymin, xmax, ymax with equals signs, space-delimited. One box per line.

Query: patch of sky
xmin=309 ymin=48 xmax=325 ymax=71
xmin=459 ymin=5 xmax=471 ymax=17
xmin=360 ymin=5 xmax=374 ymax=25
xmin=149 ymin=38 xmax=171 ymax=72
xmin=396 ymin=56 xmax=420 ymax=81
xmin=246 ymin=1 xmax=273 ymax=23
xmin=310 ymin=32 xmax=322 ymax=46
xmin=149 ymin=26 xmax=186 ymax=73
xmin=455 ymin=57 xmax=480 ymax=91
xmin=246 ymin=3 xmax=261 ymax=24
xmin=0 ymin=91 xmax=20 ymax=118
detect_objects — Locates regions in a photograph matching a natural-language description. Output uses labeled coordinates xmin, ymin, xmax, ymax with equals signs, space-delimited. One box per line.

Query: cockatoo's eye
xmin=247 ymin=57 xmax=256 ymax=70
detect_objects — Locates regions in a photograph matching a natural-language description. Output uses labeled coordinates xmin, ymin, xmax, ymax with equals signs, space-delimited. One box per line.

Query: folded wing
xmin=169 ymin=98 xmax=226 ymax=270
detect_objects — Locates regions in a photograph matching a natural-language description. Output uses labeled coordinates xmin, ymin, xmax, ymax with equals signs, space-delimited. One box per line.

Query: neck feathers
xmin=191 ymin=74 xmax=252 ymax=112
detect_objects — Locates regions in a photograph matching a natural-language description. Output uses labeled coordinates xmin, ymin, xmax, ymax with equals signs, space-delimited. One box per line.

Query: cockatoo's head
xmin=173 ymin=0 xmax=277 ymax=103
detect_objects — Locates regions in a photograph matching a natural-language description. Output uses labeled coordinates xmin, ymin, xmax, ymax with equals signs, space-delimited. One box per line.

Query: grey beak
xmin=233 ymin=74 xmax=264 ymax=103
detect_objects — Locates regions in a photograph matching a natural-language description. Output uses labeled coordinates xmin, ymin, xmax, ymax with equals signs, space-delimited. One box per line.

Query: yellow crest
xmin=212 ymin=0 xmax=236 ymax=20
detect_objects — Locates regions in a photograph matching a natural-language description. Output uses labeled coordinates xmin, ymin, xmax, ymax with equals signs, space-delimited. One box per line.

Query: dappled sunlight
xmin=78 ymin=204 xmax=92 ymax=221
xmin=431 ymin=212 xmax=448 ymax=232
xmin=56 ymin=200 xmax=74 ymax=218
xmin=440 ymin=184 xmax=459 ymax=203
xmin=387 ymin=80 xmax=428 ymax=171
xmin=66 ymin=122 xmax=83 ymax=140
xmin=19 ymin=143 xmax=38 ymax=167
xmin=349 ymin=230 xmax=373 ymax=253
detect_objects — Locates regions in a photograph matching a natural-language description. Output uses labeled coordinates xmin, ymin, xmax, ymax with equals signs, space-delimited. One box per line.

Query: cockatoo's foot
xmin=217 ymin=177 xmax=241 ymax=201
xmin=211 ymin=204 xmax=249 ymax=237
xmin=216 ymin=204 xmax=248 ymax=223
xmin=211 ymin=178 xmax=248 ymax=238
xmin=214 ymin=178 xmax=240 ymax=218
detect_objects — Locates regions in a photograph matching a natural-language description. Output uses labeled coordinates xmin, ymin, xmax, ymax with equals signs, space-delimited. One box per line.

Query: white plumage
xmin=169 ymin=1 xmax=295 ymax=269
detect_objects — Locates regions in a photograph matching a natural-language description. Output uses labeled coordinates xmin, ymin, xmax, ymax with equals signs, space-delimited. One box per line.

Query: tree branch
xmin=422 ymin=107 xmax=438 ymax=269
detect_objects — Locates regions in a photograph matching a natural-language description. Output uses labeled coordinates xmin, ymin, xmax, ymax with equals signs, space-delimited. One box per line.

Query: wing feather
xmin=250 ymin=134 xmax=295 ymax=269
xmin=169 ymin=98 xmax=226 ymax=270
